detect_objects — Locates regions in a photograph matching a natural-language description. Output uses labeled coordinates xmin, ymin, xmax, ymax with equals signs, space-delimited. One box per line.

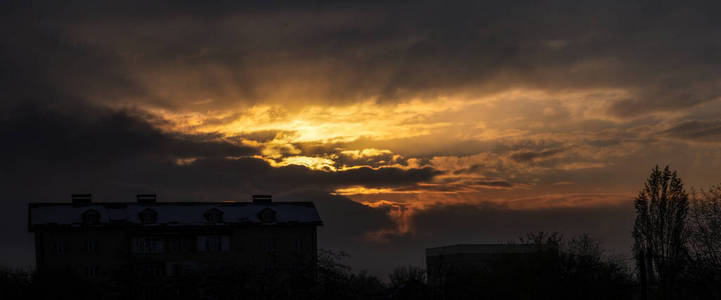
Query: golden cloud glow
xmin=259 ymin=155 xmax=338 ymax=171
xmin=280 ymin=156 xmax=337 ymax=171
xmin=137 ymin=88 xmax=654 ymax=237
xmin=147 ymin=99 xmax=466 ymax=143
xmin=334 ymin=187 xmax=402 ymax=197
xmin=340 ymin=148 xmax=393 ymax=159
xmin=174 ymin=157 xmax=198 ymax=166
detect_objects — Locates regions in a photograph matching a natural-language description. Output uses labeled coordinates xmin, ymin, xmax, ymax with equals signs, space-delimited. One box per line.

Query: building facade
xmin=28 ymin=194 xmax=323 ymax=282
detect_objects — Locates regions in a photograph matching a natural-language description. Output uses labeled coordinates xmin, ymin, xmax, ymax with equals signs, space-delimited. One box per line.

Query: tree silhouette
xmin=633 ymin=166 xmax=689 ymax=300
xmin=388 ymin=266 xmax=428 ymax=300
xmin=687 ymin=184 xmax=721 ymax=298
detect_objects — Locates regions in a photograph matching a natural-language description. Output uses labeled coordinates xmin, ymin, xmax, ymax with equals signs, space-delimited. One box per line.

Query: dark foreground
xmin=2 ymin=234 xmax=720 ymax=300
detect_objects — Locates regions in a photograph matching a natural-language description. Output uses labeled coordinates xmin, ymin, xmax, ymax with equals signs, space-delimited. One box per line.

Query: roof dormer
xmin=258 ymin=208 xmax=277 ymax=223
xmin=138 ymin=208 xmax=158 ymax=224
xmin=204 ymin=208 xmax=224 ymax=223
xmin=81 ymin=209 xmax=100 ymax=225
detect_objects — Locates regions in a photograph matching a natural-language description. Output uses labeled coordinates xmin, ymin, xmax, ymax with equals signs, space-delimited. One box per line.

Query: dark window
xmin=132 ymin=237 xmax=164 ymax=254
xmin=82 ymin=209 xmax=100 ymax=225
xmin=140 ymin=263 xmax=165 ymax=278
xmin=264 ymin=239 xmax=278 ymax=266
xmin=138 ymin=208 xmax=157 ymax=224
xmin=166 ymin=237 xmax=194 ymax=252
xmin=53 ymin=241 xmax=65 ymax=255
xmin=141 ymin=287 xmax=160 ymax=299
xmin=293 ymin=239 xmax=303 ymax=253
xmin=235 ymin=239 xmax=245 ymax=252
xmin=84 ymin=265 xmax=99 ymax=278
xmin=198 ymin=235 xmax=230 ymax=252
xmin=167 ymin=262 xmax=196 ymax=276
xmin=172 ymin=264 xmax=184 ymax=276
xmin=208 ymin=236 xmax=222 ymax=251
xmin=264 ymin=238 xmax=277 ymax=253
xmin=83 ymin=240 xmax=98 ymax=254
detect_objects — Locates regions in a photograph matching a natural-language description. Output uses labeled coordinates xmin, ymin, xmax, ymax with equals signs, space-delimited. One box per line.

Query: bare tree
xmin=389 ymin=265 xmax=426 ymax=288
xmin=388 ymin=266 xmax=428 ymax=300
xmin=633 ymin=166 xmax=689 ymax=300
xmin=688 ymin=185 xmax=721 ymax=298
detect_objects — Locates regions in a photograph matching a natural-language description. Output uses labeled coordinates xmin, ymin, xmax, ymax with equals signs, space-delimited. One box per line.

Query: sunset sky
xmin=3 ymin=0 xmax=721 ymax=275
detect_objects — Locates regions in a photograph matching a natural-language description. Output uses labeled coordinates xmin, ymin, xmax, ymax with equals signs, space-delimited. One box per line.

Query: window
xmin=138 ymin=208 xmax=157 ymax=224
xmin=83 ymin=240 xmax=98 ymax=254
xmin=82 ymin=209 xmax=100 ymax=225
xmin=171 ymin=264 xmax=185 ymax=276
xmin=264 ymin=239 xmax=278 ymax=266
xmin=53 ymin=241 xmax=65 ymax=255
xmin=263 ymin=238 xmax=277 ymax=253
xmin=140 ymin=263 xmax=165 ymax=278
xmin=197 ymin=235 xmax=230 ymax=252
xmin=168 ymin=262 xmax=196 ymax=276
xmin=204 ymin=208 xmax=224 ymax=223
xmin=206 ymin=235 xmax=222 ymax=251
xmin=84 ymin=265 xmax=99 ymax=278
xmin=141 ymin=287 xmax=160 ymax=299
xmin=293 ymin=239 xmax=304 ymax=253
xmin=131 ymin=237 xmax=164 ymax=254
xmin=166 ymin=237 xmax=193 ymax=252
xmin=235 ymin=239 xmax=245 ymax=252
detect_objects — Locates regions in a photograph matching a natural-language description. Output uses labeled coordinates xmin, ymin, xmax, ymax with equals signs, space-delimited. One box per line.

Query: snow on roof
xmin=29 ymin=202 xmax=322 ymax=228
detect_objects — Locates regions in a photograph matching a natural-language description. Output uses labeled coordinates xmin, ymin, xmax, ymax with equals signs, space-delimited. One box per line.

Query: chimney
xmin=252 ymin=194 xmax=272 ymax=205
xmin=137 ymin=194 xmax=157 ymax=204
xmin=72 ymin=194 xmax=92 ymax=206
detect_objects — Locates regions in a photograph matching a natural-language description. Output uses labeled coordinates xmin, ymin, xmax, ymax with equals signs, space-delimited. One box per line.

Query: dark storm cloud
xmin=289 ymin=141 xmax=344 ymax=157
xmin=153 ymin=157 xmax=440 ymax=193
xmin=0 ymin=104 xmax=258 ymax=168
xmin=4 ymin=0 xmax=721 ymax=115
xmin=663 ymin=119 xmax=721 ymax=142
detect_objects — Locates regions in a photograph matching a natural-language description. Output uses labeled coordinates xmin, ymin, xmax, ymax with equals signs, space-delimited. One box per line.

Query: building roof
xmin=425 ymin=243 xmax=556 ymax=256
xmin=29 ymin=202 xmax=322 ymax=230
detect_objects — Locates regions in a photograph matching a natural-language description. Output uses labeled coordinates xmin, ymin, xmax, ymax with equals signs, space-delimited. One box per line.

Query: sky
xmin=2 ymin=0 xmax=721 ymax=276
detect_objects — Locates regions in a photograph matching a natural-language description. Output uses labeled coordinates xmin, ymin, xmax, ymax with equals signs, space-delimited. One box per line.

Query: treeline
xmin=325 ymin=232 xmax=636 ymax=300
xmin=430 ymin=232 xmax=634 ymax=300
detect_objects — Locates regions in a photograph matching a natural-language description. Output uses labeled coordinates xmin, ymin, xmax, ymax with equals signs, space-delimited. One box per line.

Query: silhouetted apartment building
xmin=28 ymin=194 xmax=322 ymax=281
